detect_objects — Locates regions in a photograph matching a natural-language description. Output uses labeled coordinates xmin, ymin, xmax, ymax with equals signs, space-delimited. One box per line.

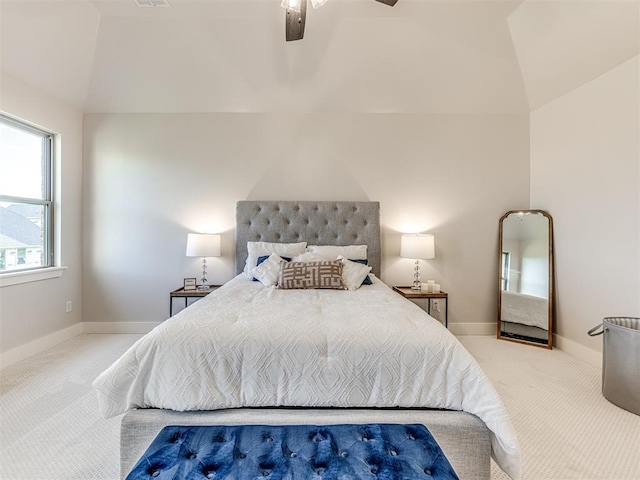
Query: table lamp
xmin=186 ymin=233 xmax=221 ymax=291
xmin=400 ymin=233 xmax=435 ymax=291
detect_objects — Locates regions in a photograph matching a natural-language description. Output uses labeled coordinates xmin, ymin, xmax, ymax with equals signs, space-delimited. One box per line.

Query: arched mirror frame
xmin=497 ymin=209 xmax=554 ymax=349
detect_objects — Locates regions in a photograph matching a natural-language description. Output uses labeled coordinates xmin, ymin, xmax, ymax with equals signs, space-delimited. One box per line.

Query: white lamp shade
xmin=400 ymin=234 xmax=435 ymax=260
xmin=186 ymin=233 xmax=221 ymax=257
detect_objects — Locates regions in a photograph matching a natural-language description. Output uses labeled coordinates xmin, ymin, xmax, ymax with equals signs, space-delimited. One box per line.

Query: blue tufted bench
xmin=125 ymin=423 xmax=459 ymax=479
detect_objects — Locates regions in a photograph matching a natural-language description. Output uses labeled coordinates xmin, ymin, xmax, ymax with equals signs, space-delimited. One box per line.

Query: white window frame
xmin=0 ymin=114 xmax=55 ymax=276
xmin=501 ymin=251 xmax=510 ymax=291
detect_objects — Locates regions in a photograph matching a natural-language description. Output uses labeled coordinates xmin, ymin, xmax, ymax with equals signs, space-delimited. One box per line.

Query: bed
xmin=93 ymin=201 xmax=520 ymax=480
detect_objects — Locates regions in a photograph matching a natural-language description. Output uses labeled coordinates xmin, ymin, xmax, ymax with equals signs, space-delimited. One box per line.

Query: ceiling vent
xmin=133 ymin=0 xmax=170 ymax=7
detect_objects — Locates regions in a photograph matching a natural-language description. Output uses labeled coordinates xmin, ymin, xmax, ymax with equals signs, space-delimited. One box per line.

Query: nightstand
xmin=392 ymin=286 xmax=449 ymax=328
xmin=169 ymin=285 xmax=220 ymax=317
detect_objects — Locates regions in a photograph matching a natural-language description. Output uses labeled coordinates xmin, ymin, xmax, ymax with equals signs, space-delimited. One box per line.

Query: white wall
xmin=530 ymin=56 xmax=640 ymax=353
xmin=0 ymin=74 xmax=84 ymax=357
xmin=82 ymin=113 xmax=530 ymax=332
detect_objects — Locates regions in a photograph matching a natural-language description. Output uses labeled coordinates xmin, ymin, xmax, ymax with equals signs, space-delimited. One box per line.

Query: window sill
xmin=0 ymin=266 xmax=67 ymax=287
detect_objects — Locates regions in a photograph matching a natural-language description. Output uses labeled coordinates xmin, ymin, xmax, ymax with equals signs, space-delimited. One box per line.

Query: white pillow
xmin=339 ymin=257 xmax=373 ymax=290
xmin=244 ymin=241 xmax=307 ymax=278
xmin=253 ymin=253 xmax=286 ymax=287
xmin=291 ymin=252 xmax=326 ymax=263
xmin=306 ymin=245 xmax=367 ymax=261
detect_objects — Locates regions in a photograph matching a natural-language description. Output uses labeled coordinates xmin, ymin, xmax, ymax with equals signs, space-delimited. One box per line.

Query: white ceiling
xmin=1 ymin=0 xmax=637 ymax=114
xmin=508 ymin=0 xmax=639 ymax=110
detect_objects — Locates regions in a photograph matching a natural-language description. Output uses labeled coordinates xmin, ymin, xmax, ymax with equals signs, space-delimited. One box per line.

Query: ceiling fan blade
xmin=286 ymin=0 xmax=307 ymax=41
xmin=374 ymin=0 xmax=398 ymax=5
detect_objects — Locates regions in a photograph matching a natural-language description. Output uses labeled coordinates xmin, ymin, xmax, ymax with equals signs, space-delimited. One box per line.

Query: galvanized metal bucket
xmin=588 ymin=317 xmax=640 ymax=416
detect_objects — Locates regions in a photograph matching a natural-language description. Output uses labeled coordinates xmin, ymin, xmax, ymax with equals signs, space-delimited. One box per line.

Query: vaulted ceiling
xmin=1 ymin=0 xmax=637 ymax=114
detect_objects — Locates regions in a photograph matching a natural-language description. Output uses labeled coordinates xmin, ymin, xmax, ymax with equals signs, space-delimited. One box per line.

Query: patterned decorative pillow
xmin=277 ymin=261 xmax=345 ymax=290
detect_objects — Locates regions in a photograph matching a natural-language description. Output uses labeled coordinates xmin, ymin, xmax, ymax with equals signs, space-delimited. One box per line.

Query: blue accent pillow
xmin=253 ymin=255 xmax=292 ymax=281
xmin=350 ymin=258 xmax=373 ymax=285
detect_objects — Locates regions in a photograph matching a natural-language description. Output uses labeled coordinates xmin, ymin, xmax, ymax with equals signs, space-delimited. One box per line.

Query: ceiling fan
xmin=284 ymin=0 xmax=399 ymax=41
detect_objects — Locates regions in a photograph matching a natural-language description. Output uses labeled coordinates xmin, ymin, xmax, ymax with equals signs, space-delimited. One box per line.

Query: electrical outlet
xmin=65 ymin=300 xmax=72 ymax=313
xmin=433 ymin=299 xmax=440 ymax=311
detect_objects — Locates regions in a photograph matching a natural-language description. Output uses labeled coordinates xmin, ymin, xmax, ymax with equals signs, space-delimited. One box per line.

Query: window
xmin=0 ymin=114 xmax=54 ymax=273
xmin=501 ymin=252 xmax=510 ymax=290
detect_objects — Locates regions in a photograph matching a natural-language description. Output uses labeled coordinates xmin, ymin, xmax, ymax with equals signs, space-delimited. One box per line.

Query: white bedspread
xmin=93 ymin=275 xmax=521 ymax=479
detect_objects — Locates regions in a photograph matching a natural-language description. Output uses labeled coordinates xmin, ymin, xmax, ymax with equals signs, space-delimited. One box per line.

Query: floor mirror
xmin=498 ymin=210 xmax=554 ymax=348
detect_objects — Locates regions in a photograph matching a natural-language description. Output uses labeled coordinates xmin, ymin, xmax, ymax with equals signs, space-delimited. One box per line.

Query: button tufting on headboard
xmin=236 ymin=201 xmax=381 ymax=276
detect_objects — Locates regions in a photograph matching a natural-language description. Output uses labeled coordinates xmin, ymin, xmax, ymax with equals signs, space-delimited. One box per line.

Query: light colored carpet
xmin=0 ymin=335 xmax=141 ymax=480
xmin=0 ymin=333 xmax=639 ymax=480
xmin=457 ymin=336 xmax=640 ymax=480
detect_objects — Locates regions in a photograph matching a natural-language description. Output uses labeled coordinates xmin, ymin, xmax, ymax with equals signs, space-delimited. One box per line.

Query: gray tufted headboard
xmin=236 ymin=201 xmax=381 ymax=276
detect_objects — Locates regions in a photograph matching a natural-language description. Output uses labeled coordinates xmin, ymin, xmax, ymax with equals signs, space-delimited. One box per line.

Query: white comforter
xmin=93 ymin=275 xmax=521 ymax=479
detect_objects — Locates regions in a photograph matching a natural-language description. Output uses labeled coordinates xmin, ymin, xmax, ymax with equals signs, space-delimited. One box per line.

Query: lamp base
xmin=199 ymin=258 xmax=209 ymax=291
xmin=411 ymin=259 xmax=422 ymax=291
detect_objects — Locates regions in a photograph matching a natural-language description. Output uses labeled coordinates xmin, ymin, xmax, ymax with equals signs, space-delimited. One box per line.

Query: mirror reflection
xmin=498 ymin=210 xmax=554 ymax=348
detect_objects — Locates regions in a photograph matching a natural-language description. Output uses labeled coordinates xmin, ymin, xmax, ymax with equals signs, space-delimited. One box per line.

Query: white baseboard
xmin=0 ymin=321 xmax=160 ymax=370
xmin=554 ymin=333 xmax=602 ymax=368
xmin=448 ymin=322 xmax=496 ymax=336
xmin=83 ymin=321 xmax=161 ymax=334
xmin=0 ymin=322 xmax=83 ymax=370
